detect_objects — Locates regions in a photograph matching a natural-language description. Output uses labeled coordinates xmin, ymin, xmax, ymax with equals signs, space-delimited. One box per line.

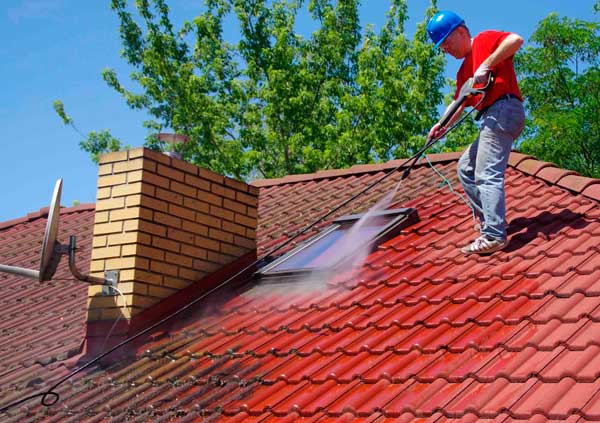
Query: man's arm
xmin=483 ymin=33 xmax=524 ymax=68
xmin=428 ymin=100 xmax=466 ymax=141
xmin=440 ymin=100 xmax=467 ymax=129
xmin=475 ymin=33 xmax=524 ymax=80
xmin=474 ymin=33 xmax=523 ymax=83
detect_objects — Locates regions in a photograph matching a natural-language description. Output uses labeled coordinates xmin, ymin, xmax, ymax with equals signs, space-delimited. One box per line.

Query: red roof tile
xmin=536 ymin=166 xmax=578 ymax=184
xmin=0 ymin=204 xmax=95 ymax=410
xmin=507 ymin=151 xmax=534 ymax=168
xmin=251 ymin=152 xmax=462 ymax=188
xmin=516 ymin=158 xmax=555 ymax=176
xmin=557 ymin=174 xmax=600 ymax=194
xmin=583 ymin=184 xmax=600 ymax=202
xmin=1 ymin=153 xmax=600 ymax=421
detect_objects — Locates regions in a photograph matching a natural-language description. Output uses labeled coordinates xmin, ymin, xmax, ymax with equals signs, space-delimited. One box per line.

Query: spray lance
xmin=439 ymin=74 xmax=495 ymax=130
xmin=396 ymin=73 xmax=495 ymax=181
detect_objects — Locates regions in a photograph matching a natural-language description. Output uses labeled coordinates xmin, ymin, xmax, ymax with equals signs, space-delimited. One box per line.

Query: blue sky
xmin=1 ymin=0 xmax=597 ymax=222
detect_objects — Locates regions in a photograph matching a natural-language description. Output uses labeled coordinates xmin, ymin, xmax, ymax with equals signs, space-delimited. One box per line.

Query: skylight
xmin=259 ymin=208 xmax=418 ymax=278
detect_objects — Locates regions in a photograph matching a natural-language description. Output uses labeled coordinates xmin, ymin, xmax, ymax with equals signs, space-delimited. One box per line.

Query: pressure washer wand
xmin=400 ymin=74 xmax=495 ymax=181
xmin=435 ymin=74 xmax=494 ymax=136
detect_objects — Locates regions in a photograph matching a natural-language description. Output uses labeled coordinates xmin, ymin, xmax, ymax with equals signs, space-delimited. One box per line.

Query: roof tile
xmin=508 ymin=151 xmax=534 ymax=168
xmin=536 ymin=167 xmax=578 ymax=184
xmin=420 ymin=151 xmax=463 ymax=164
xmin=557 ymin=174 xmax=600 ymax=194
xmin=516 ymin=158 xmax=556 ymax=176
xmin=252 ymin=153 xmax=463 ymax=188
xmin=582 ymin=183 xmax=600 ymax=201
xmin=2 ymin=157 xmax=600 ymax=421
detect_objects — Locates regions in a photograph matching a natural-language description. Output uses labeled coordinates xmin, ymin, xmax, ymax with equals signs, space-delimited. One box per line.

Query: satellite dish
xmin=0 ymin=179 xmax=115 ymax=286
xmin=39 ymin=179 xmax=62 ymax=281
xmin=0 ymin=179 xmax=63 ymax=281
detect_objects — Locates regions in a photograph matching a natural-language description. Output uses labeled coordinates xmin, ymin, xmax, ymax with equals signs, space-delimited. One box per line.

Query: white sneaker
xmin=461 ymin=236 xmax=508 ymax=255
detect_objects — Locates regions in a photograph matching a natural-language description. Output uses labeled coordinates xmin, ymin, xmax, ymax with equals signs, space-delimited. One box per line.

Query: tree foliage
xmin=53 ymin=100 xmax=125 ymax=163
xmin=515 ymin=5 xmax=600 ymax=177
xmin=69 ymin=0 xmax=444 ymax=179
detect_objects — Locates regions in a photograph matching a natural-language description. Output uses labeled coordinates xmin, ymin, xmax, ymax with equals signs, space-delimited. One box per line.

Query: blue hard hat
xmin=426 ymin=10 xmax=465 ymax=47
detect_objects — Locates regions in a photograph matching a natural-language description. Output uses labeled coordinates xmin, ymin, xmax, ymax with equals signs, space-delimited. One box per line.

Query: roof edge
xmin=250 ymin=152 xmax=462 ymax=188
xmin=0 ymin=203 xmax=96 ymax=231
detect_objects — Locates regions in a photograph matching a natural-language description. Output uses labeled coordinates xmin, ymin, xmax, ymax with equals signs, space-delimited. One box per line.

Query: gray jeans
xmin=457 ymin=97 xmax=525 ymax=240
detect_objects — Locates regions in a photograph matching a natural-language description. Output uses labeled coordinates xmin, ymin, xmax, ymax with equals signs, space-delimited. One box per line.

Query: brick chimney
xmin=85 ymin=148 xmax=257 ymax=352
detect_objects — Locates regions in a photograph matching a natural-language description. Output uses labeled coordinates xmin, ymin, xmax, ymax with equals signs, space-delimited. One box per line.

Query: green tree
xmin=515 ymin=5 xmax=600 ymax=177
xmin=57 ymin=0 xmax=445 ymax=179
xmin=335 ymin=0 xmax=445 ymax=164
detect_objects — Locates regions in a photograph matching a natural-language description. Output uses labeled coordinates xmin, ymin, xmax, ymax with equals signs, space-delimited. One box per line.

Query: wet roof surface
xmin=2 ymin=153 xmax=600 ymax=421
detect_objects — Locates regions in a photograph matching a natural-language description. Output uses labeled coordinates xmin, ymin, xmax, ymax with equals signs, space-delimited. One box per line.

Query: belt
xmin=475 ymin=93 xmax=521 ymax=121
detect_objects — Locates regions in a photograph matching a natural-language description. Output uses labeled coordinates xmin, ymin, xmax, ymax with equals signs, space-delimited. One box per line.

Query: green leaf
xmin=52 ymin=100 xmax=72 ymax=125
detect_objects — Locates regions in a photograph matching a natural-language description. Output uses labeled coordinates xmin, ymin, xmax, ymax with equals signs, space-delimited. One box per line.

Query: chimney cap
xmin=157 ymin=133 xmax=190 ymax=160
xmin=157 ymin=133 xmax=190 ymax=145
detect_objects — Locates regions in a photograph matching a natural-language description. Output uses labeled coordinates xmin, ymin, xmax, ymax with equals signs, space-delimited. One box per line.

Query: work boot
xmin=461 ymin=235 xmax=508 ymax=255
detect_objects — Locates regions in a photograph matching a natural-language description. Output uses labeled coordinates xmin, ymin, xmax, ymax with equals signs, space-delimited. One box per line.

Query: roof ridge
xmin=252 ymin=151 xmax=600 ymax=202
xmin=0 ymin=203 xmax=95 ymax=231
xmin=508 ymin=152 xmax=600 ymax=201
xmin=250 ymin=152 xmax=462 ymax=188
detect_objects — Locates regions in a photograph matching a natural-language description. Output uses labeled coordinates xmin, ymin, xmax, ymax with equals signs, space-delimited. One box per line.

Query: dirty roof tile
xmin=0 ymin=205 xmax=95 ymax=409
xmin=1 ymin=153 xmax=600 ymax=421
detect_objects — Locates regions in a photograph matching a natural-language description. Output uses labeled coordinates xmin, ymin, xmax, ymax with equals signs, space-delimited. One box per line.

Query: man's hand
xmin=427 ymin=123 xmax=446 ymax=141
xmin=474 ymin=62 xmax=492 ymax=85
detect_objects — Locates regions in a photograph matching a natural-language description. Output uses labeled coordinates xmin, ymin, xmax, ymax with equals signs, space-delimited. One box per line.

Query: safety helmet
xmin=426 ymin=10 xmax=464 ymax=47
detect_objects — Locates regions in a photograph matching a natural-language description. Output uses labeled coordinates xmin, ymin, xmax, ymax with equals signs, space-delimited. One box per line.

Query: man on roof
xmin=426 ymin=10 xmax=525 ymax=255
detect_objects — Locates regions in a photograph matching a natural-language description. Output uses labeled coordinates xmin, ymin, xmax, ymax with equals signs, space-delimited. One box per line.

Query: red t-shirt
xmin=455 ymin=30 xmax=523 ymax=110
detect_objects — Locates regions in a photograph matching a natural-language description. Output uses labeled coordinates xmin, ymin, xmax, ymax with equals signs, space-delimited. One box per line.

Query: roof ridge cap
xmin=60 ymin=203 xmax=96 ymax=214
xmin=509 ymin=152 xmax=600 ymax=201
xmin=251 ymin=152 xmax=462 ymax=188
xmin=0 ymin=203 xmax=96 ymax=231
xmin=251 ymin=150 xmax=600 ymax=201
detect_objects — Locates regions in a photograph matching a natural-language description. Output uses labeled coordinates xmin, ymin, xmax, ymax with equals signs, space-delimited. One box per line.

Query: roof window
xmin=258 ymin=208 xmax=418 ymax=279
